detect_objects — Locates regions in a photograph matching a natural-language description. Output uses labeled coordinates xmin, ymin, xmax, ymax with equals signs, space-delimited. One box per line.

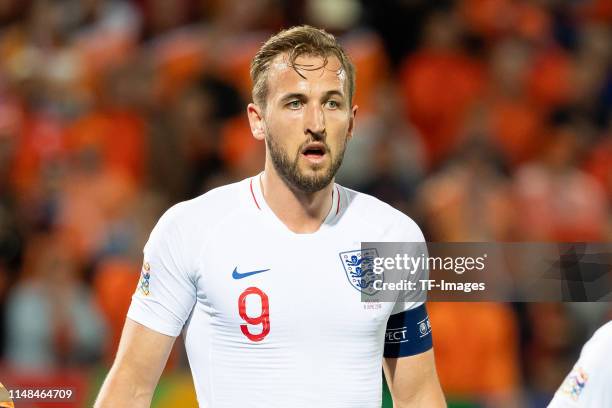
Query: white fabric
xmin=127 ymin=174 xmax=426 ymax=407
xmin=548 ymin=321 xmax=612 ymax=407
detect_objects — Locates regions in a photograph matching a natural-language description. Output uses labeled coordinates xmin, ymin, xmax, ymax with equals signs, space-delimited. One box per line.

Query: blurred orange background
xmin=0 ymin=0 xmax=610 ymax=407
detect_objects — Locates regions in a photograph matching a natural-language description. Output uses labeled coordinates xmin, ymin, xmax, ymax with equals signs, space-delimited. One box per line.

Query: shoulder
xmin=572 ymin=321 xmax=612 ymax=380
xmin=146 ymin=178 xmax=254 ymax=254
xmin=550 ymin=321 xmax=612 ymax=405
xmin=143 ymin=178 xmax=255 ymax=271
xmin=157 ymin=178 xmax=252 ymax=230
xmin=338 ymin=185 xmax=425 ymax=242
xmin=583 ymin=321 xmax=612 ymax=356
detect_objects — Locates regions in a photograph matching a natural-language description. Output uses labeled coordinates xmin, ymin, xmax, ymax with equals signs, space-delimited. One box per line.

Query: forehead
xmin=265 ymin=53 xmax=347 ymax=99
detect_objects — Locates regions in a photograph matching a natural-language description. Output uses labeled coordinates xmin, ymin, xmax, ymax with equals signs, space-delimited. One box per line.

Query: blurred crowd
xmin=0 ymin=0 xmax=610 ymax=407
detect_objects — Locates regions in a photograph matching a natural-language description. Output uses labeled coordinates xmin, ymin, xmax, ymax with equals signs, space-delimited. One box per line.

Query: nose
xmin=304 ymin=102 xmax=326 ymax=139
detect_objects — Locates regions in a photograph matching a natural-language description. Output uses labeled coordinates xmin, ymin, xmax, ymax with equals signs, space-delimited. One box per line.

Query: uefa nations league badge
xmin=137 ymin=261 xmax=151 ymax=296
xmin=339 ymin=248 xmax=381 ymax=296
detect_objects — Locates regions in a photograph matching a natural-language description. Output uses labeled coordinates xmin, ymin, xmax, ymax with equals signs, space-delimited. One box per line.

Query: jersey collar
xmin=249 ymin=173 xmax=342 ymax=230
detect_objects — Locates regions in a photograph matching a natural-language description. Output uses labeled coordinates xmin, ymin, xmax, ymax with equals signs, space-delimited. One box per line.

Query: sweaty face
xmin=262 ymin=54 xmax=354 ymax=193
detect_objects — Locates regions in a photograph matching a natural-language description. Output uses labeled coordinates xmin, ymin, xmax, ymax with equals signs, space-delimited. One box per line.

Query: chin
xmin=299 ymin=158 xmax=329 ymax=172
xmin=299 ymin=166 xmax=328 ymax=179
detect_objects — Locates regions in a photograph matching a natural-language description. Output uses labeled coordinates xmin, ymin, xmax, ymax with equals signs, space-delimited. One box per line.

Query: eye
xmin=325 ymin=100 xmax=340 ymax=109
xmin=287 ymin=100 xmax=302 ymax=109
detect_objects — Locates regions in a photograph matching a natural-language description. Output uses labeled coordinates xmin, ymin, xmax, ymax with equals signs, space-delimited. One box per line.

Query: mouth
xmin=301 ymin=142 xmax=327 ymax=164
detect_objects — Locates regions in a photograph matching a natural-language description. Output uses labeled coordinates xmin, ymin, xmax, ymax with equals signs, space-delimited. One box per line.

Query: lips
xmin=301 ymin=142 xmax=327 ymax=158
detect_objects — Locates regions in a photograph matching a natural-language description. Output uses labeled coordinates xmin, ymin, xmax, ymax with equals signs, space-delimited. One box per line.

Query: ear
xmin=346 ymin=104 xmax=358 ymax=141
xmin=247 ymin=103 xmax=266 ymax=141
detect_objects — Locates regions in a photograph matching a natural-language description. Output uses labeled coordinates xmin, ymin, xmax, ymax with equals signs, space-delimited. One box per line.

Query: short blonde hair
xmin=250 ymin=25 xmax=356 ymax=109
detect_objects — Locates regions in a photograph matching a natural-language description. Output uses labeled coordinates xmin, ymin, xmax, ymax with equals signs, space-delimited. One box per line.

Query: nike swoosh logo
xmin=232 ymin=267 xmax=270 ymax=279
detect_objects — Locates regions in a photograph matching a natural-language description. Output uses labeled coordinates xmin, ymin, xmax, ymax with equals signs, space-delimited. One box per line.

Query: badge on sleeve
xmin=559 ymin=366 xmax=589 ymax=401
xmin=137 ymin=261 xmax=151 ymax=296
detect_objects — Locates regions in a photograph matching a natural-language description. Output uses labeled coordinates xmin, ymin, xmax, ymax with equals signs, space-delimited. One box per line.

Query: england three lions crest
xmin=339 ymin=248 xmax=381 ymax=296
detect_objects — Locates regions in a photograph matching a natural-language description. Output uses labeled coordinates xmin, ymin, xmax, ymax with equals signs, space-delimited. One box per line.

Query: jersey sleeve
xmin=127 ymin=204 xmax=197 ymax=337
xmin=384 ymin=217 xmax=432 ymax=357
xmin=390 ymin=217 xmax=429 ymax=314
xmin=547 ymin=322 xmax=612 ymax=407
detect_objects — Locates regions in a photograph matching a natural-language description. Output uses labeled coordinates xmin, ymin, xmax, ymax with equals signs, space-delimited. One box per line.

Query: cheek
xmin=267 ymin=119 xmax=303 ymax=152
xmin=268 ymin=113 xmax=296 ymax=134
xmin=326 ymin=116 xmax=351 ymax=146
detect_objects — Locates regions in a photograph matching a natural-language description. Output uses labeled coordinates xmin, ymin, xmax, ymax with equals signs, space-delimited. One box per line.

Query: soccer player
xmin=95 ymin=25 xmax=445 ymax=407
xmin=548 ymin=320 xmax=612 ymax=407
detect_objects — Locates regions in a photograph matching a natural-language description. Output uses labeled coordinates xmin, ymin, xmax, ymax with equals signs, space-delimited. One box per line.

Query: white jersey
xmin=548 ymin=321 xmax=612 ymax=407
xmin=127 ymin=174 xmax=429 ymax=408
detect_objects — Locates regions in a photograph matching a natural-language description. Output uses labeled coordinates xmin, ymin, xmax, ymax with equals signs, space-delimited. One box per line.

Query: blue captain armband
xmin=383 ymin=304 xmax=433 ymax=358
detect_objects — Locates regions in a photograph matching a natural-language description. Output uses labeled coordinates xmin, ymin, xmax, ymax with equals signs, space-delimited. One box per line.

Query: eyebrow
xmin=279 ymin=90 xmax=345 ymax=103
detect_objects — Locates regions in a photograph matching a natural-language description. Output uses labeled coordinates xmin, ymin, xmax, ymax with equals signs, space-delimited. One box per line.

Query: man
xmin=95 ymin=25 xmax=445 ymax=407
xmin=548 ymin=321 xmax=612 ymax=407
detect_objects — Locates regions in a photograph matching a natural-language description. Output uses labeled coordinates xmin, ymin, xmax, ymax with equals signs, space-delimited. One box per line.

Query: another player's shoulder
xmin=548 ymin=321 xmax=612 ymax=407
xmin=338 ymin=185 xmax=424 ymax=242
xmin=573 ymin=321 xmax=612 ymax=375
xmin=583 ymin=321 xmax=612 ymax=354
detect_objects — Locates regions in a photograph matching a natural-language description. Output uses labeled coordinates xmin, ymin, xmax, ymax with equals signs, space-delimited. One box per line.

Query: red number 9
xmin=238 ymin=287 xmax=270 ymax=342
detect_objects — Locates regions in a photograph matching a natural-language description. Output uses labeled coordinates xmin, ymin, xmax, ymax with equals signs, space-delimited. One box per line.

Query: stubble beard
xmin=266 ymin=132 xmax=346 ymax=194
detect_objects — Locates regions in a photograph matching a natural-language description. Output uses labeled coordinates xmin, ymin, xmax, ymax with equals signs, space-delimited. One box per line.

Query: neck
xmin=260 ymin=163 xmax=334 ymax=234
